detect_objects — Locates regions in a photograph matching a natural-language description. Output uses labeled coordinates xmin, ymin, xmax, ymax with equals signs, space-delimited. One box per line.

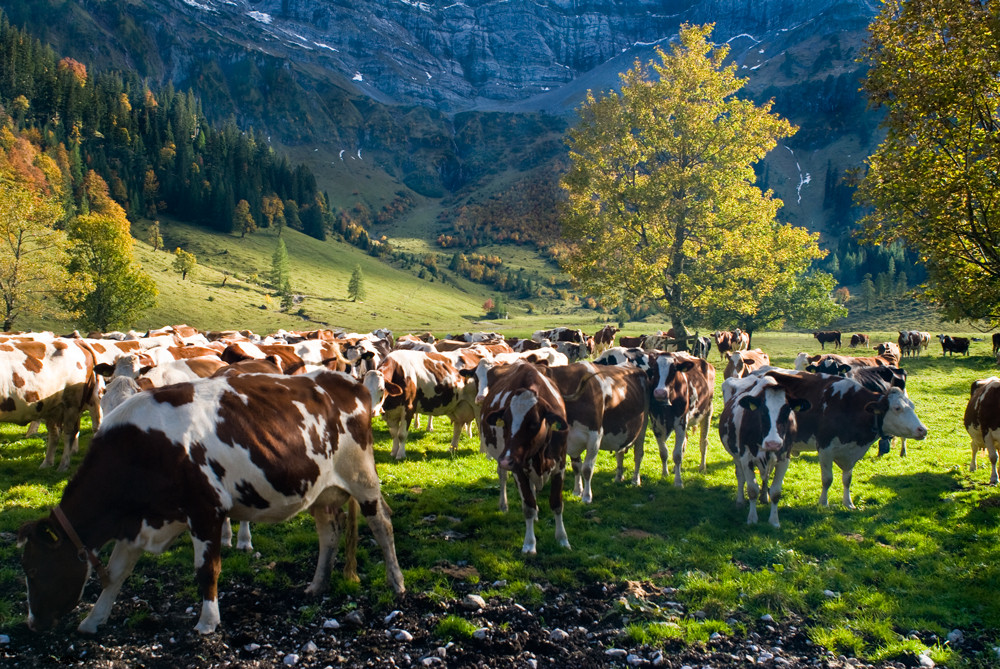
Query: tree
xmin=63 ymin=173 xmax=157 ymax=331
xmin=0 ymin=181 xmax=88 ymax=331
xmin=270 ymin=238 xmax=291 ymax=296
xmin=860 ymin=274 xmax=876 ymax=311
xmin=859 ymin=0 xmax=1000 ymax=323
xmin=148 ymin=220 xmax=163 ymax=251
xmin=560 ymin=24 xmax=800 ymax=337
xmin=172 ymin=248 xmax=196 ymax=280
xmin=348 ymin=264 xmax=366 ymax=302
xmin=234 ymin=199 xmax=256 ymax=238
xmin=261 ymin=193 xmax=285 ymax=234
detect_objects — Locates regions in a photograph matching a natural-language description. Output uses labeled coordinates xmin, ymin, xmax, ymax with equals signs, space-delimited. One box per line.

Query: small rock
xmin=651 ymin=651 xmax=666 ymax=666
xmin=693 ymin=610 xmax=707 ymax=619
xmin=758 ymin=652 xmax=775 ymax=662
xmin=761 ymin=614 xmax=774 ymax=622
xmin=322 ymin=618 xmax=340 ymax=629
xmin=710 ymin=632 xmax=723 ymax=641
xmin=823 ymin=590 xmax=838 ymax=598
xmin=0 ymin=635 xmax=9 ymax=645
xmin=550 ymin=628 xmax=569 ymax=642
xmin=420 ymin=657 xmax=441 ymax=667
xmin=301 ymin=641 xmax=318 ymax=654
xmin=244 ymin=643 xmax=261 ymax=652
xmin=463 ymin=594 xmax=487 ymax=610
xmin=627 ymin=653 xmax=645 ymax=666
xmin=394 ymin=629 xmax=413 ymax=642
xmin=344 ymin=610 xmax=365 ymax=626
xmin=473 ymin=628 xmax=489 ymax=640
xmin=947 ymin=629 xmax=964 ymax=644
xmin=493 ymin=580 xmax=507 ymax=588
xmin=606 ymin=649 xmax=628 ymax=659
xmin=528 ymin=660 xmax=538 ymax=669
xmin=283 ymin=654 xmax=299 ymax=666
xmin=384 ymin=610 xmax=403 ymax=624
xmin=435 ymin=646 xmax=447 ymax=658
xmin=919 ymin=653 xmax=935 ymax=668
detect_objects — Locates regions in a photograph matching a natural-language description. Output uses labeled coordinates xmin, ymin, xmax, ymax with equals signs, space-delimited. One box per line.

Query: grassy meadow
xmin=1 ymin=332 xmax=999 ymax=666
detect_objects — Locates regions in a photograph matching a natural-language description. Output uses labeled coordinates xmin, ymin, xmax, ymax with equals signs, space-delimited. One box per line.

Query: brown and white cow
xmin=719 ymin=374 xmax=810 ymax=527
xmin=713 ymin=330 xmax=747 ymax=360
xmin=1 ymin=338 xmax=101 ymax=470
xmin=18 ymin=369 xmax=404 ymax=635
xmin=476 ymin=361 xmax=571 ymax=553
xmin=592 ymin=325 xmax=620 ymax=356
xmin=850 ymin=333 xmax=870 ymax=349
xmin=812 ymin=331 xmax=842 ymax=350
xmin=965 ymin=377 xmax=1000 ymax=485
xmin=376 ymin=350 xmax=477 ymax=459
xmin=645 ymin=352 xmax=716 ymax=487
xmin=723 ymin=349 xmax=771 ymax=380
xmin=532 ymin=327 xmax=586 ymax=345
xmin=897 ymin=331 xmax=922 ymax=357
xmin=938 ymin=334 xmax=970 ymax=356
xmin=762 ymin=370 xmax=928 ymax=508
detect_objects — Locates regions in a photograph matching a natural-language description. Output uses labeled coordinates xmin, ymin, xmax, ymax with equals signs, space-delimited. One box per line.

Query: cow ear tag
xmin=494 ymin=418 xmax=505 ymax=428
xmin=738 ymin=396 xmax=759 ymax=411
xmin=42 ymin=524 xmax=60 ymax=545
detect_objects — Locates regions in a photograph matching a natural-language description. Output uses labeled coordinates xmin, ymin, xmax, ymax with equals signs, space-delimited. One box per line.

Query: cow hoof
xmin=237 ymin=542 xmax=253 ymax=552
xmin=77 ymin=619 xmax=100 ymax=635
xmin=559 ymin=540 xmax=571 ymax=549
xmin=194 ymin=622 xmax=218 ymax=635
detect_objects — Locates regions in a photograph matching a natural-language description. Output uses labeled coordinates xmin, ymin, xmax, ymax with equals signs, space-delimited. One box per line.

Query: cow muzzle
xmin=762 ymin=439 xmax=783 ymax=452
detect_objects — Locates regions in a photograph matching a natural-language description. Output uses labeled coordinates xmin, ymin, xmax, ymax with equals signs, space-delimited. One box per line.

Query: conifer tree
xmin=348 ymin=264 xmax=366 ymax=302
xmin=270 ymin=238 xmax=292 ymax=296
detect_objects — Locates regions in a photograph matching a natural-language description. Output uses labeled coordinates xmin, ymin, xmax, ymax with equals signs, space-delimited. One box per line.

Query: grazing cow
xmin=875 ymin=342 xmax=902 ymax=365
xmin=553 ymin=340 xmax=590 ymax=362
xmin=719 ymin=375 xmax=810 ymax=527
xmin=938 ymin=334 xmax=970 ymax=356
xmin=592 ymin=325 xmax=620 ymax=356
xmin=964 ymin=377 xmax=1000 ymax=485
xmin=18 ymin=370 xmax=405 ymax=634
xmin=477 ymin=362 xmax=571 ymax=553
xmin=993 ymin=333 xmax=1000 ymax=358
xmin=618 ymin=335 xmax=645 ymax=348
xmin=510 ymin=338 xmax=547 ymax=352
xmin=532 ymin=327 xmax=586 ymax=345
xmin=897 ymin=331 xmax=922 ymax=357
xmin=451 ymin=332 xmax=505 ymax=344
xmin=1 ymin=338 xmax=101 ymax=471
xmin=850 ymin=333 xmax=870 ymax=349
xmin=376 ymin=350 xmax=477 ymax=459
xmin=812 ymin=331 xmax=842 ymax=350
xmin=762 ymin=370 xmax=928 ymax=509
xmin=645 ymin=352 xmax=716 ymax=487
xmin=795 ymin=350 xmax=897 ymax=372
xmin=713 ymin=331 xmax=735 ymax=361
xmin=723 ymin=349 xmax=771 ymax=380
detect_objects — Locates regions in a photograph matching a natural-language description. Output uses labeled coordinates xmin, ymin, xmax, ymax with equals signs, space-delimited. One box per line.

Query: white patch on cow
xmin=505 ymin=392 xmax=539 ymax=457
xmin=881 ymin=388 xmax=927 ymax=440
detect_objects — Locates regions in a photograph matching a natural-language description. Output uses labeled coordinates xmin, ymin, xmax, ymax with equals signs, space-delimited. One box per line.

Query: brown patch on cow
xmin=24 ymin=390 xmax=40 ymax=403
xmin=359 ymin=499 xmax=380 ymax=518
xmin=151 ymin=383 xmax=196 ymax=407
xmin=20 ymin=342 xmax=45 ymax=372
xmin=190 ymin=443 xmax=208 ymax=466
xmin=0 ymin=343 xmax=14 ymax=352
xmin=11 ymin=372 xmax=24 ymax=388
xmin=0 ymin=397 xmax=16 ymax=412
xmin=215 ymin=375 xmax=325 ymax=497
xmin=90 ymin=342 xmax=107 ymax=354
xmin=53 ymin=340 xmax=68 ymax=351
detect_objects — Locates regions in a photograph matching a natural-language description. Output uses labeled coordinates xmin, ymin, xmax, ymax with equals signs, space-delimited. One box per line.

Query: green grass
xmin=3 ymin=332 xmax=1000 ymax=665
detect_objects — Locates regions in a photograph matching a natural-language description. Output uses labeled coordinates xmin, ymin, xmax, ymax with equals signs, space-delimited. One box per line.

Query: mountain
xmin=0 ymin=0 xmax=883 ymax=240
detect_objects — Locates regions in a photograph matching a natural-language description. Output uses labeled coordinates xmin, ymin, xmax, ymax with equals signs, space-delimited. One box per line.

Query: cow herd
xmin=4 ymin=323 xmax=998 ymax=636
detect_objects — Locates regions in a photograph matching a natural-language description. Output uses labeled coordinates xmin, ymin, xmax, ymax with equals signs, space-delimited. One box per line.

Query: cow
xmin=938 ymin=334 xmax=970 ymax=356
xmin=476 ymin=362 xmax=571 ymax=554
xmin=713 ymin=331 xmax=735 ymax=361
xmin=723 ymin=349 xmax=771 ymax=380
xmin=850 ymin=333 xmax=870 ymax=349
xmin=812 ymin=331 xmax=842 ymax=350
xmin=645 ymin=352 xmax=716 ymax=487
xmin=964 ymin=377 xmax=1000 ymax=485
xmin=795 ymin=350 xmax=897 ymax=372
xmin=719 ymin=374 xmax=810 ymax=527
xmin=593 ymin=346 xmax=651 ymax=370
xmin=451 ymin=332 xmax=505 ymax=344
xmin=691 ymin=335 xmax=712 ymax=360
xmin=375 ymin=350 xmax=477 ymax=459
xmin=553 ymin=340 xmax=590 ymax=362
xmin=618 ymin=335 xmax=645 ymax=348
xmin=875 ymin=342 xmax=902 ymax=365
xmin=1 ymin=338 xmax=102 ymax=471
xmin=993 ymin=334 xmax=1000 ymax=358
xmin=18 ymin=369 xmax=405 ymax=635
xmin=95 ymin=354 xmax=228 ymax=417
xmin=592 ymin=325 xmax=620 ymax=357
xmin=761 ymin=370 xmax=928 ymax=509
xmin=732 ymin=329 xmax=750 ymax=352
xmin=532 ymin=327 xmax=586 ymax=345
xmin=897 ymin=331 xmax=922 ymax=357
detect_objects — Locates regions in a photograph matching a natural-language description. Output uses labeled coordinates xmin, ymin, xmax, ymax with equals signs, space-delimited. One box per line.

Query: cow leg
xmin=59 ymin=414 xmax=81 ymax=470
xmin=40 ymin=420 xmax=60 ymax=469
xmin=631 ymin=418 xmax=647 ymax=487
xmin=236 ymin=522 xmax=253 ymax=551
xmin=672 ymin=424 xmax=687 ymax=488
xmin=840 ymin=464 xmax=856 ymax=509
xmin=358 ymin=497 xmax=405 ymax=594
xmin=387 ymin=410 xmax=411 ymax=460
xmin=767 ymin=459 xmax=791 ymax=528
xmin=899 ymin=438 xmax=907 ymax=458
xmin=77 ymin=540 xmax=145 ymax=634
xmin=654 ymin=428 xmax=672 ymax=480
xmin=306 ymin=495 xmax=349 ymax=595
xmin=817 ymin=450 xmax=835 ymax=506
xmin=549 ymin=468 xmax=570 ymax=550
xmin=449 ymin=419 xmax=464 ymax=454
xmin=569 ymin=455 xmax=583 ymax=497
xmin=221 ymin=519 xmax=233 ymax=547
xmin=987 ymin=434 xmax=999 ymax=485
xmin=733 ymin=459 xmax=746 ymax=506
xmin=697 ymin=413 xmax=711 ymax=473
xmin=25 ymin=420 xmax=40 ymax=438
xmin=497 ymin=463 xmax=509 ymax=512
xmin=191 ymin=527 xmax=225 ymax=634
xmin=514 ymin=470 xmax=539 ymax=554
xmin=971 ymin=443 xmax=980 ymax=472
xmin=579 ymin=433 xmax=601 ymax=503
xmin=745 ymin=461 xmax=760 ymax=524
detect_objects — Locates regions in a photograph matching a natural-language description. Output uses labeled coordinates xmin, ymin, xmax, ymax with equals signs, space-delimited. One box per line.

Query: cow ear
xmin=485 ymin=411 xmax=505 ymax=428
xmin=94 ymin=363 xmax=115 ymax=377
xmin=19 ymin=519 xmax=60 ymax=547
xmin=865 ymin=401 xmax=886 ymax=416
xmin=545 ymin=412 xmax=567 ymax=432
xmin=838 ymin=364 xmax=851 ymax=375
xmin=459 ymin=368 xmax=476 ymax=378
xmin=383 ymin=380 xmax=403 ymax=397
xmin=805 ymin=365 xmax=817 ymax=373
xmin=139 ymin=365 xmax=155 ymax=376
xmin=676 ymin=359 xmax=695 ymax=372
xmin=738 ymin=396 xmax=760 ymax=411
xmin=789 ymin=398 xmax=811 ymax=413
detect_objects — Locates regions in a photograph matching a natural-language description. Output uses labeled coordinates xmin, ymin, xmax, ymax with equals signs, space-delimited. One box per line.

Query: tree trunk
xmin=670 ymin=316 xmax=690 ymax=351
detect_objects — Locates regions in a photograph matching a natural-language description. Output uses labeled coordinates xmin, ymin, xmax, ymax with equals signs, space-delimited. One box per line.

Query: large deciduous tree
xmin=561 ymin=23 xmax=816 ymax=337
xmin=859 ymin=0 xmax=1000 ymax=323
xmin=64 ymin=172 xmax=157 ymax=331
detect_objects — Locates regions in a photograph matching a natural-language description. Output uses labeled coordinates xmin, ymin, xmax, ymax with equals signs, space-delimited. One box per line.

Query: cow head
xmin=868 ymin=387 xmax=928 ymax=440
xmin=18 ymin=516 xmax=89 ymax=632
xmin=484 ymin=390 xmax=567 ymax=470
xmin=647 ymin=353 xmax=696 ymax=404
xmin=806 ymin=359 xmax=852 ymax=376
xmin=362 ymin=369 xmax=402 ymax=415
xmin=737 ymin=383 xmax=811 ymax=452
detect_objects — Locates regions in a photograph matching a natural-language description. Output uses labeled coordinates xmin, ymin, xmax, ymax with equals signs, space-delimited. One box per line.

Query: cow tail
xmin=343 ymin=497 xmax=360 ymax=583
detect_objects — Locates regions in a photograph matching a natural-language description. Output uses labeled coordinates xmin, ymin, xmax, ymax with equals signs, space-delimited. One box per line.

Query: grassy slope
xmin=1 ymin=333 xmax=998 ymax=665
